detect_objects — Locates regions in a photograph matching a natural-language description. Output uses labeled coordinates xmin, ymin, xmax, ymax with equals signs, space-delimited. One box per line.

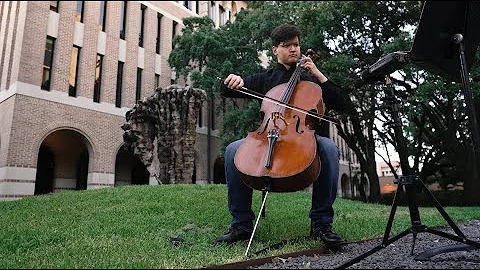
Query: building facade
xmin=0 ymin=1 xmax=247 ymax=200
xmin=0 ymin=0 xmax=359 ymax=201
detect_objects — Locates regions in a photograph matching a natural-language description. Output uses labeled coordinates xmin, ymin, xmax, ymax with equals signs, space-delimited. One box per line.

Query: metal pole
xmin=453 ymin=33 xmax=480 ymax=183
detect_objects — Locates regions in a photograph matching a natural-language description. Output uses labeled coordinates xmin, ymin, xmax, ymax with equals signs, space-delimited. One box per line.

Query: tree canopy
xmin=169 ymin=1 xmax=480 ymax=205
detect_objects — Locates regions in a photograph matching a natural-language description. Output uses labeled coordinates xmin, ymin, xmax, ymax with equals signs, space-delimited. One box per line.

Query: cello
xmin=233 ymin=53 xmax=325 ymax=193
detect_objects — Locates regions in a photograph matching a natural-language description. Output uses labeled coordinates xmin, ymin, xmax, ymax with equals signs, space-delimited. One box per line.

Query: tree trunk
xmin=463 ymin=147 xmax=480 ymax=205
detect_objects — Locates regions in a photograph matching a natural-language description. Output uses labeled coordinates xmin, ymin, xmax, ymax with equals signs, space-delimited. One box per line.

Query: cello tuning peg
xmin=305 ymin=49 xmax=320 ymax=61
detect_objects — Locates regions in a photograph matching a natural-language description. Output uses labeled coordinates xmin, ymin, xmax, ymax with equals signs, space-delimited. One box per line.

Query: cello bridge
xmin=271 ymin=112 xmax=289 ymax=128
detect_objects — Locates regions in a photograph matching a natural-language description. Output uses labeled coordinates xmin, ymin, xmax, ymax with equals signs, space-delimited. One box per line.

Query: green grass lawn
xmin=0 ymin=184 xmax=479 ymax=269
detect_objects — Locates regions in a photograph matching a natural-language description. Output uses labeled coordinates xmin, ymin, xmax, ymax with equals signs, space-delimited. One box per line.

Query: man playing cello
xmin=214 ymin=23 xmax=354 ymax=251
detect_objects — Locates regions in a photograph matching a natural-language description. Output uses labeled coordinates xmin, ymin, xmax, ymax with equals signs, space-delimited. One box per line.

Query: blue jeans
xmin=224 ymin=135 xmax=340 ymax=232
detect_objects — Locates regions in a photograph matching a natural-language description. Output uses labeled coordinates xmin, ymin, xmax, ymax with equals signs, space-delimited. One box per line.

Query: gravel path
xmin=249 ymin=220 xmax=480 ymax=269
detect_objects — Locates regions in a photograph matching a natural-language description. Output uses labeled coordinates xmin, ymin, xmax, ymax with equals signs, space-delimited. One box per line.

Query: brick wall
xmin=102 ymin=2 xmax=121 ymax=104
xmin=0 ymin=1 xmax=248 ymax=199
xmin=49 ymin=1 xmax=75 ymax=94
xmin=0 ymin=96 xmax=14 ymax=167
xmin=9 ymin=94 xmax=125 ymax=172
xmin=17 ymin=2 xmax=50 ymax=86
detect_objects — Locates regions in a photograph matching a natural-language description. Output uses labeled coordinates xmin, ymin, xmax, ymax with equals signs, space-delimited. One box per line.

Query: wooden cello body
xmin=234 ymin=64 xmax=325 ymax=192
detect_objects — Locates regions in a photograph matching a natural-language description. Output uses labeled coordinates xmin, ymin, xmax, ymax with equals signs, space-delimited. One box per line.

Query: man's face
xmin=272 ymin=36 xmax=300 ymax=66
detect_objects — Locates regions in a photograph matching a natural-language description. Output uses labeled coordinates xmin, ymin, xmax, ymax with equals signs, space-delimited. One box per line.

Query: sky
xmin=375 ymin=144 xmax=400 ymax=163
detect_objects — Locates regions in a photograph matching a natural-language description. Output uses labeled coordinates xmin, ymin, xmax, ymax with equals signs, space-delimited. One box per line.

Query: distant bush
xmin=378 ymin=190 xmax=466 ymax=207
xmin=347 ymin=190 xmax=467 ymax=207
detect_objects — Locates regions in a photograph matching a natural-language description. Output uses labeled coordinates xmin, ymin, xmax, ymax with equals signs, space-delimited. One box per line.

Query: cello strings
xmin=276 ymin=57 xmax=304 ymax=114
xmin=278 ymin=61 xmax=303 ymax=115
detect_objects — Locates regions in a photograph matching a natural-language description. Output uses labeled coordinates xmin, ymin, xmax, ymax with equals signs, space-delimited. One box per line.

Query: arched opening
xmin=131 ymin=155 xmax=149 ymax=185
xmin=213 ymin=156 xmax=226 ymax=184
xmin=34 ymin=144 xmax=55 ymax=195
xmin=341 ymin=173 xmax=350 ymax=197
xmin=115 ymin=145 xmax=149 ymax=187
xmin=75 ymin=148 xmax=89 ymax=190
xmin=35 ymin=129 xmax=91 ymax=194
xmin=192 ymin=162 xmax=196 ymax=184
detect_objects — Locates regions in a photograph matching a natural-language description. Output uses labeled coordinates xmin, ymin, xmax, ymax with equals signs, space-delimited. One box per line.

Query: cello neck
xmin=279 ymin=60 xmax=303 ymax=105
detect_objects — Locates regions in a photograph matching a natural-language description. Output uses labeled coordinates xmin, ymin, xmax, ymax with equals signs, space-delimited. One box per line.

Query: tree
xmin=269 ymin=1 xmax=421 ymax=201
xmin=169 ymin=1 xmax=420 ymax=202
xmin=169 ymin=1 xmax=480 ymax=204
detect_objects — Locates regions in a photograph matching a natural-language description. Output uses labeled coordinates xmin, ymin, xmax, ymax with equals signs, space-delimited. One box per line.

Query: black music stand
xmin=337 ymin=1 xmax=480 ymax=268
xmin=409 ymin=0 xmax=480 ymax=169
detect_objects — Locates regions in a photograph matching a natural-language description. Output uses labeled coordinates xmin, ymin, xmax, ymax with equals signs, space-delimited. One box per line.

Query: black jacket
xmin=221 ymin=63 xmax=354 ymax=137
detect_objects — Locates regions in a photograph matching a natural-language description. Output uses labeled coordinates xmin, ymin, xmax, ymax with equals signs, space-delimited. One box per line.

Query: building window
xmin=120 ymin=1 xmax=127 ymax=39
xmin=220 ymin=5 xmax=226 ymax=26
xmin=184 ymin=1 xmax=193 ymax=10
xmin=69 ymin=46 xmax=81 ymax=97
xmin=156 ymin=14 xmax=162 ymax=54
xmin=155 ymin=74 xmax=160 ymax=88
xmin=171 ymin=70 xmax=177 ymax=85
xmin=98 ymin=1 xmax=107 ymax=32
xmin=116 ymin=61 xmax=124 ymax=108
xmin=76 ymin=1 xmax=84 ymax=23
xmin=198 ymin=108 xmax=203 ymax=127
xmin=93 ymin=54 xmax=104 ymax=103
xmin=41 ymin=36 xmax=55 ymax=91
xmin=50 ymin=1 xmax=59 ymax=12
xmin=210 ymin=99 xmax=215 ymax=130
xmin=172 ymin=21 xmax=178 ymax=47
xmin=139 ymin=4 xmax=146 ymax=47
xmin=136 ymin=68 xmax=143 ymax=101
xmin=209 ymin=1 xmax=216 ymax=22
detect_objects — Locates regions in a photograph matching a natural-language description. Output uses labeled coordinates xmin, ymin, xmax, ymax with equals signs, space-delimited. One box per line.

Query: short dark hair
xmin=270 ymin=23 xmax=302 ymax=46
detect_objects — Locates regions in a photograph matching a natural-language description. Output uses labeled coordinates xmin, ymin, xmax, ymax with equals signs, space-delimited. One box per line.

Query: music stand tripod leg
xmin=405 ymin=172 xmax=480 ymax=259
xmin=412 ymin=176 xmax=480 ymax=260
xmin=335 ymin=177 xmax=414 ymax=269
xmin=337 ymin=74 xmax=480 ymax=268
xmin=378 ymin=75 xmax=480 ymax=256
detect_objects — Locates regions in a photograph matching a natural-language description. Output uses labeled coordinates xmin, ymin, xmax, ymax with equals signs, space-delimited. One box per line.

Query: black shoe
xmin=311 ymin=224 xmax=347 ymax=251
xmin=212 ymin=226 xmax=252 ymax=245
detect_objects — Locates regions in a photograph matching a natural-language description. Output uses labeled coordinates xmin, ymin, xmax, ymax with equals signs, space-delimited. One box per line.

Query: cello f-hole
xmin=257 ymin=118 xmax=270 ymax=135
xmin=293 ymin=115 xmax=304 ymax=134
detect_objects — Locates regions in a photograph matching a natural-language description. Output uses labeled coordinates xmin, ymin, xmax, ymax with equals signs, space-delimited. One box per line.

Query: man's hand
xmin=300 ymin=55 xmax=328 ymax=83
xmin=224 ymin=74 xmax=244 ymax=90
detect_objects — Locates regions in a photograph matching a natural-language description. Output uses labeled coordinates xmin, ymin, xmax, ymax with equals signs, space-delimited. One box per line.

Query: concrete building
xmin=376 ymin=161 xmax=402 ymax=194
xmin=331 ymin=122 xmax=361 ymax=197
xmin=0 ymin=1 xmax=247 ymax=200
xmin=0 ymin=0 xmax=359 ymax=201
